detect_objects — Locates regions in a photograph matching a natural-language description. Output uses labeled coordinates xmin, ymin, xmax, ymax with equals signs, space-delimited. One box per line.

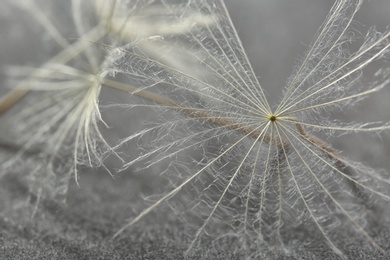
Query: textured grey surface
xmin=1 ymin=172 xmax=390 ymax=260
xmin=1 ymin=1 xmax=390 ymax=259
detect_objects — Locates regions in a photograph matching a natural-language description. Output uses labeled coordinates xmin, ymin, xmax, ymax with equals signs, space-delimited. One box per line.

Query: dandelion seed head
xmin=108 ymin=0 xmax=390 ymax=257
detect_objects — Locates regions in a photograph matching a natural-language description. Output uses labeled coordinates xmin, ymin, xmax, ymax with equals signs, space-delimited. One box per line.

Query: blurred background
xmin=0 ymin=1 xmax=389 ymax=259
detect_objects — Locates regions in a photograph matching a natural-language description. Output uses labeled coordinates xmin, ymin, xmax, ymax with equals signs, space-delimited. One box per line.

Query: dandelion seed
xmin=0 ymin=0 xmax=215 ymax=203
xmin=108 ymin=0 xmax=390 ymax=258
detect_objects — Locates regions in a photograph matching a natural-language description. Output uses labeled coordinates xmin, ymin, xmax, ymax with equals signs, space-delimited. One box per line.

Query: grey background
xmin=1 ymin=1 xmax=389 ymax=259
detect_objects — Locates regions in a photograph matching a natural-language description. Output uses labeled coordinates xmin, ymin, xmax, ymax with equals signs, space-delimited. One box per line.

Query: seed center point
xmin=269 ymin=115 xmax=277 ymax=122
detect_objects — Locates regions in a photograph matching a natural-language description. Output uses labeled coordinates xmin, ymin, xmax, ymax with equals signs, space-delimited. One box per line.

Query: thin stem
xmin=102 ymin=79 xmax=269 ymax=140
xmin=0 ymin=89 xmax=29 ymax=114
